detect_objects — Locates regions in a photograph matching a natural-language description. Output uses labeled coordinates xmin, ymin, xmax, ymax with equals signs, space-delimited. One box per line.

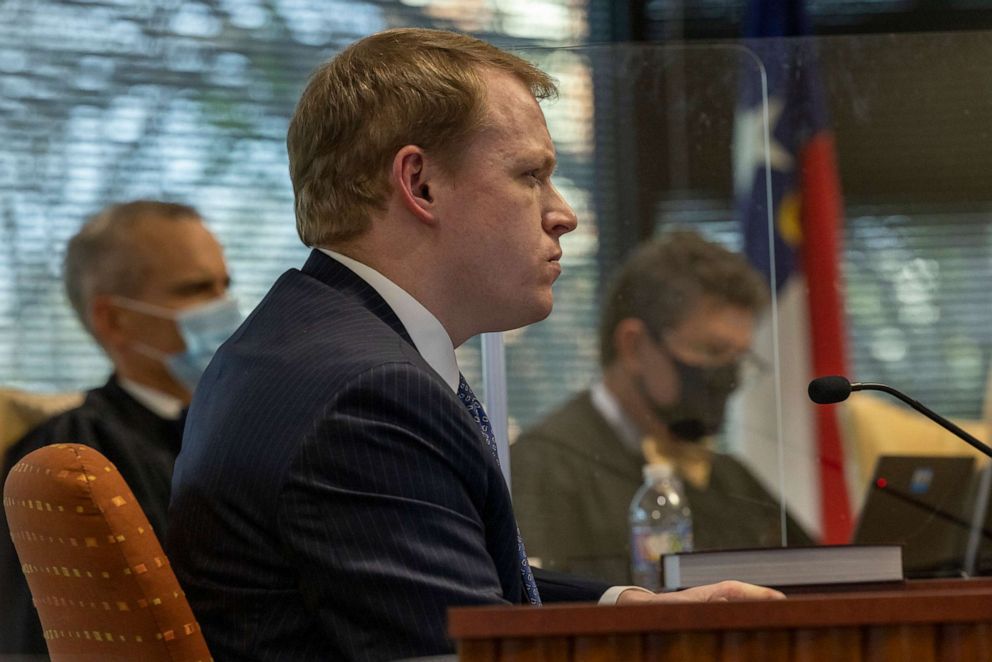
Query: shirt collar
xmin=589 ymin=378 xmax=643 ymax=457
xmin=590 ymin=379 xmax=715 ymax=488
xmin=318 ymin=248 xmax=460 ymax=392
xmin=117 ymin=378 xmax=185 ymax=420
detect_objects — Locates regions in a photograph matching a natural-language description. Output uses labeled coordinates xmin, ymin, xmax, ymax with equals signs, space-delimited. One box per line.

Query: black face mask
xmin=639 ymin=346 xmax=741 ymax=443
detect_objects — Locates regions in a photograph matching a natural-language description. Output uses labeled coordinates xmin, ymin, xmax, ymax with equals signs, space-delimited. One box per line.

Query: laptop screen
xmin=852 ymin=455 xmax=976 ymax=578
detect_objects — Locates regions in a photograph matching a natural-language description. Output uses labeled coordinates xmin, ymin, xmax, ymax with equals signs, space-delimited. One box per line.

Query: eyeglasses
xmin=652 ymin=331 xmax=770 ymax=383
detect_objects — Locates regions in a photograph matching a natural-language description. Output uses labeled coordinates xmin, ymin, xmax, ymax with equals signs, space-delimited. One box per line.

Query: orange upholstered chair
xmin=2 ymin=443 xmax=211 ymax=661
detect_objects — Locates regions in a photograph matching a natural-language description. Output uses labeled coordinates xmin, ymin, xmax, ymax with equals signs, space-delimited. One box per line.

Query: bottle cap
xmin=642 ymin=461 xmax=674 ymax=482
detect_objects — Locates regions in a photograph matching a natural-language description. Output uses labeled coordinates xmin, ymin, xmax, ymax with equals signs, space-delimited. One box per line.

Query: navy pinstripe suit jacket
xmin=167 ymin=250 xmax=607 ymax=661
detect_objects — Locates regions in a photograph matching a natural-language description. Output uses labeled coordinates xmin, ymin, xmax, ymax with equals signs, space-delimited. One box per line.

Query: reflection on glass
xmin=511 ymin=230 xmax=813 ymax=586
xmin=509 ymin=34 xmax=992 ymax=586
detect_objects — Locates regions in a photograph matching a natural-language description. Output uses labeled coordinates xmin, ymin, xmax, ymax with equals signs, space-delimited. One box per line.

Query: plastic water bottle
xmin=629 ymin=462 xmax=693 ymax=591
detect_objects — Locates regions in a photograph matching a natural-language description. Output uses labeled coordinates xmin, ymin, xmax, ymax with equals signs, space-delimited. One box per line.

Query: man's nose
xmin=544 ymin=185 xmax=577 ymax=237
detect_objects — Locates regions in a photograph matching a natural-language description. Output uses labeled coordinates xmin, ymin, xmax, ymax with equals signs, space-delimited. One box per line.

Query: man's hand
xmin=615 ymin=581 xmax=786 ymax=605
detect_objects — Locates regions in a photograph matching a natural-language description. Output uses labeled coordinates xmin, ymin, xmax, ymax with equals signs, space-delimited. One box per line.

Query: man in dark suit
xmin=167 ymin=29 xmax=782 ymax=662
xmin=1 ymin=200 xmax=235 ymax=654
xmin=511 ymin=231 xmax=813 ymax=586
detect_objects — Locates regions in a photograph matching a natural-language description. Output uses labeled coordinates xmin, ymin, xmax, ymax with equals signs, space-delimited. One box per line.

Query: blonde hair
xmin=287 ymin=28 xmax=557 ymax=247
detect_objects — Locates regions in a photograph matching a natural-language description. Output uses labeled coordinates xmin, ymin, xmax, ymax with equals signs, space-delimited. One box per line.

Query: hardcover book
xmin=661 ymin=544 xmax=904 ymax=590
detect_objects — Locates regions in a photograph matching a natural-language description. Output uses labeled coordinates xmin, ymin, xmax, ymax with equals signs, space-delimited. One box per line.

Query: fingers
xmin=616 ymin=581 xmax=785 ymax=606
xmin=680 ymin=580 xmax=786 ymax=602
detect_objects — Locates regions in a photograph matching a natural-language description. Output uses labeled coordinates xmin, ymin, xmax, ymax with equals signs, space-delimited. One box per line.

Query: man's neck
xmin=114 ymin=362 xmax=191 ymax=405
xmin=117 ymin=377 xmax=186 ymax=420
xmin=602 ymin=368 xmax=664 ymax=440
xmin=320 ymin=241 xmax=473 ymax=347
xmin=317 ymin=248 xmax=460 ymax=392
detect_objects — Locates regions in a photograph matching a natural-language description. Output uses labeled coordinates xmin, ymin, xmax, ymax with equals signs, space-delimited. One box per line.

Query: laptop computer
xmin=966 ymin=464 xmax=992 ymax=575
xmin=852 ymin=455 xmax=977 ymax=578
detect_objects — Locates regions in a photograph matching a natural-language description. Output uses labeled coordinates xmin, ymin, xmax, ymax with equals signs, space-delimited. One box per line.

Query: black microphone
xmin=808 ymin=375 xmax=992 ymax=460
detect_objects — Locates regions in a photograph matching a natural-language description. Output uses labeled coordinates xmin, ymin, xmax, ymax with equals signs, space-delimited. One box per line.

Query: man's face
xmin=636 ymin=296 xmax=756 ymax=440
xmin=430 ymin=70 xmax=577 ymax=342
xmin=112 ymin=216 xmax=230 ymax=382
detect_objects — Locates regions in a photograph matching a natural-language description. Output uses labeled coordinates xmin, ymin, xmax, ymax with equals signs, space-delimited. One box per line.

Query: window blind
xmin=0 ymin=0 xmax=594 ymax=411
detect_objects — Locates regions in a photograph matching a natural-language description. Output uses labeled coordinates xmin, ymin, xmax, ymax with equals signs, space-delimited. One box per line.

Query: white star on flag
xmin=733 ymin=95 xmax=793 ymax=197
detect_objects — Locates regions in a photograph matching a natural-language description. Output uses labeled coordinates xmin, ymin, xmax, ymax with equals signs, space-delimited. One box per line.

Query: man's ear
xmin=89 ymin=295 xmax=126 ymax=351
xmin=613 ymin=317 xmax=650 ymax=372
xmin=391 ymin=145 xmax=438 ymax=225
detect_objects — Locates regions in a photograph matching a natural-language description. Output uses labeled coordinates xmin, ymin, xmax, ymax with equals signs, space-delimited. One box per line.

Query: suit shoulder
xmin=514 ymin=391 xmax=602 ymax=452
xmin=242 ymin=269 xmax=415 ymax=368
xmin=709 ymin=452 xmax=772 ymax=491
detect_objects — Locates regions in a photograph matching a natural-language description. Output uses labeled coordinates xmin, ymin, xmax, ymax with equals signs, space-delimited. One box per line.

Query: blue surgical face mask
xmin=115 ymin=296 xmax=243 ymax=392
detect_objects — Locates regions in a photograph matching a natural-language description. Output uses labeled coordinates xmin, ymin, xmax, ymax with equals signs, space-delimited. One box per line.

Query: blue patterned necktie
xmin=456 ymin=374 xmax=542 ymax=606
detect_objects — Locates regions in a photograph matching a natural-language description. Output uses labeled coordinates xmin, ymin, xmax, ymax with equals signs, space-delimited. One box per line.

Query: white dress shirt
xmin=590 ymin=378 xmax=643 ymax=457
xmin=119 ymin=377 xmax=185 ymax=420
xmin=319 ymin=249 xmax=459 ymax=391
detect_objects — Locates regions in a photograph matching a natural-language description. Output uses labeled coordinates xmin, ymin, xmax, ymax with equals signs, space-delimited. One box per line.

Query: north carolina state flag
xmin=730 ymin=0 xmax=852 ymax=543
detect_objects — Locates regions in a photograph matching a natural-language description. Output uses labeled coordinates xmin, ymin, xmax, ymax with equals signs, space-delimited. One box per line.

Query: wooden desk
xmin=449 ymin=579 xmax=992 ymax=661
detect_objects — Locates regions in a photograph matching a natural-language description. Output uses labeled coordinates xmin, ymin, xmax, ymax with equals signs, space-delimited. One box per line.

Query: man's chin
xmin=523 ymin=295 xmax=555 ymax=326
xmin=490 ymin=297 xmax=554 ymax=333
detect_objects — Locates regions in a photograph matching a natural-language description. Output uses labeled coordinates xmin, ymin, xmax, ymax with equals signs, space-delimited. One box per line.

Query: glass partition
xmin=2 ymin=8 xmax=992 ymax=589
xmin=503 ymin=43 xmax=777 ymax=585
xmin=504 ymin=33 xmax=992 ymax=586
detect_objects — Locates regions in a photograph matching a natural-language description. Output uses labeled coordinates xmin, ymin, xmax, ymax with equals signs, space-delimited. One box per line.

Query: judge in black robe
xmin=0 ymin=199 xmax=232 ymax=656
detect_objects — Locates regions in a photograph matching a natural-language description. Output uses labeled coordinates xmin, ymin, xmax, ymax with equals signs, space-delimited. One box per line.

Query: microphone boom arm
xmin=852 ymin=382 xmax=992 ymax=459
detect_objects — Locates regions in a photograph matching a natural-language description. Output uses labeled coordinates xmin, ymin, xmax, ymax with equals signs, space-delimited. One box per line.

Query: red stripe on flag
xmin=801 ymin=132 xmax=853 ymax=544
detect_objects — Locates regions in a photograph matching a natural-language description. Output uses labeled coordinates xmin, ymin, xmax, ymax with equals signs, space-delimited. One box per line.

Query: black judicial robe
xmin=0 ymin=376 xmax=183 ymax=654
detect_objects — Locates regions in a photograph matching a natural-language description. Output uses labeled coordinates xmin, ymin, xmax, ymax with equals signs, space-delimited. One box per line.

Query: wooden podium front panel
xmin=449 ymin=581 xmax=992 ymax=662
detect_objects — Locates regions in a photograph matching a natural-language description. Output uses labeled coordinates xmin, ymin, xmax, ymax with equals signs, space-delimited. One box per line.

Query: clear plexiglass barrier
xmin=495 ymin=34 xmax=992 ymax=587
xmin=3 ymin=23 xmax=992 ymax=590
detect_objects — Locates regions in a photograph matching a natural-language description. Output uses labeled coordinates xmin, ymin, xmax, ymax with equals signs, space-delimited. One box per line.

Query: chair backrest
xmin=2 ymin=443 xmax=211 ymax=661
xmin=0 ymin=388 xmax=83 ymax=456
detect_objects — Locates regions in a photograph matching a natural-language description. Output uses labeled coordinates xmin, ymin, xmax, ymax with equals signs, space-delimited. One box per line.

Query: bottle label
xmin=631 ymin=523 xmax=692 ymax=563
xmin=630 ymin=521 xmax=693 ymax=590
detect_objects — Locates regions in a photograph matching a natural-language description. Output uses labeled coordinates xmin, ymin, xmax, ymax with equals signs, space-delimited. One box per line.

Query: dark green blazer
xmin=511 ymin=390 xmax=814 ymax=585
